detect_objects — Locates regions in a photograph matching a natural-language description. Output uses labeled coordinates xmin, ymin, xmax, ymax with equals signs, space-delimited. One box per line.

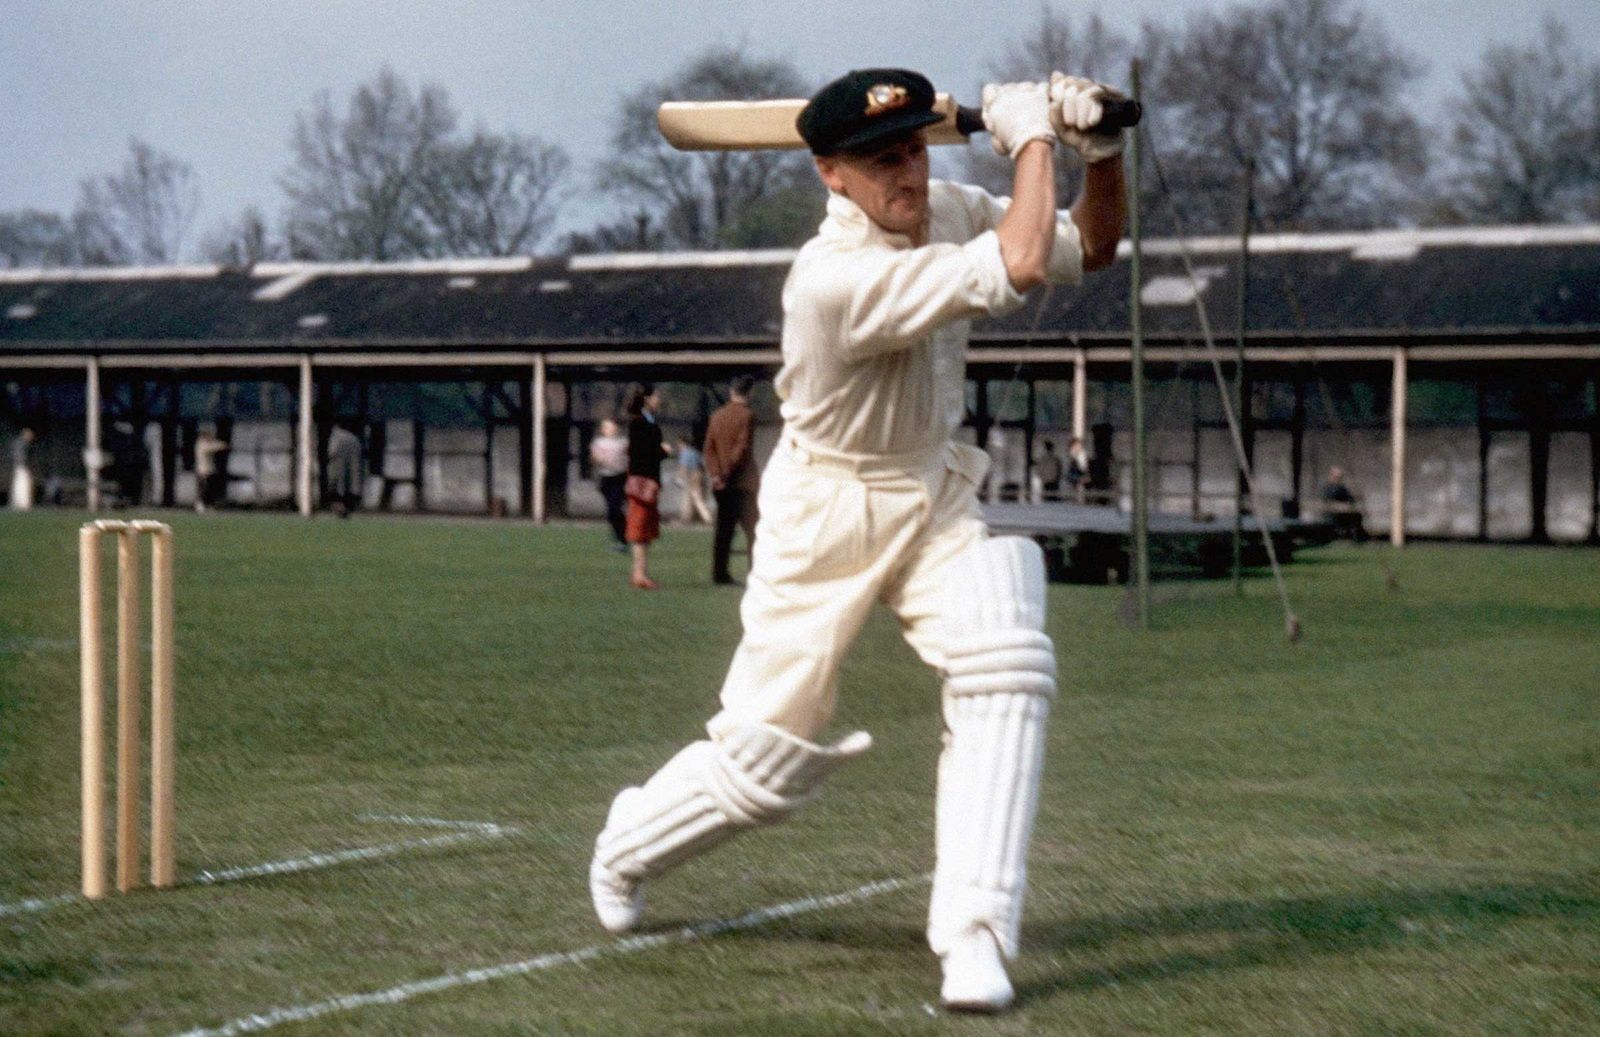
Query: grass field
xmin=2 ymin=510 xmax=1597 ymax=1035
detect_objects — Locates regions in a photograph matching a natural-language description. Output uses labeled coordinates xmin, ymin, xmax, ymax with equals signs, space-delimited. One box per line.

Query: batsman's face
xmin=816 ymin=133 xmax=930 ymax=241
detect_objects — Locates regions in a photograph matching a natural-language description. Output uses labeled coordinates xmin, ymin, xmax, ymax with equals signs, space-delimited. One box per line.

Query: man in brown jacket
xmin=702 ymin=375 xmax=760 ymax=584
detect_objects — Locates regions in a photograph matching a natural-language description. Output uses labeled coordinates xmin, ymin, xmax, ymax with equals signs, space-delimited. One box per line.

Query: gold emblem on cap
xmin=864 ymin=83 xmax=909 ymax=117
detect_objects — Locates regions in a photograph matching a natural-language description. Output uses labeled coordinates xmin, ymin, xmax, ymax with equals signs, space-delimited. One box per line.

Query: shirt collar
xmin=822 ymin=190 xmax=922 ymax=250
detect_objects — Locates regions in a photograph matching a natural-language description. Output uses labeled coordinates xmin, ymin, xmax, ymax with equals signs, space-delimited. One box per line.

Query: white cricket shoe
xmin=590 ymin=787 xmax=645 ymax=933
xmin=939 ymin=927 xmax=1014 ymax=1013
xmin=588 ymin=857 xmax=644 ymax=933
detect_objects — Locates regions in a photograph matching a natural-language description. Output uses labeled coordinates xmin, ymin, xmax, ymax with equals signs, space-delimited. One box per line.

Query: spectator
xmin=624 ymin=383 xmax=672 ymax=589
xmin=9 ymin=426 xmax=37 ymax=510
xmin=1319 ymin=465 xmax=1366 ymax=541
xmin=674 ymin=434 xmax=714 ymax=524
xmin=105 ymin=420 xmax=147 ymax=507
xmin=1087 ymin=422 xmax=1114 ymax=504
xmin=1036 ymin=440 xmax=1063 ymax=499
xmin=193 ymin=426 xmax=230 ymax=513
xmin=589 ymin=418 xmax=629 ymax=551
xmin=703 ymin=375 xmax=760 ymax=585
xmin=325 ymin=422 xmax=363 ymax=518
xmin=1066 ymin=436 xmax=1089 ymax=495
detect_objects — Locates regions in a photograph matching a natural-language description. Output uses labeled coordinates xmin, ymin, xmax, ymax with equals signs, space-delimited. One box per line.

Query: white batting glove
xmin=1049 ymin=72 xmax=1127 ymax=164
xmin=981 ymin=81 xmax=1057 ymax=160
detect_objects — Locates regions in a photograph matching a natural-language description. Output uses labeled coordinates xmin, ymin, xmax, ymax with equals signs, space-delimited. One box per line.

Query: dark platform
xmin=982 ymin=502 xmax=1336 ymax=582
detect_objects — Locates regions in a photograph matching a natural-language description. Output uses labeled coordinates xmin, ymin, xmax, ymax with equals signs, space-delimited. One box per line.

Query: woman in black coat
xmin=623 ymin=382 xmax=672 ymax=589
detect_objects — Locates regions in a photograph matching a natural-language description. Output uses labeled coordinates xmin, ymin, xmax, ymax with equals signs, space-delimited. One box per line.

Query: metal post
xmin=532 ymin=357 xmax=547 ymax=524
xmin=86 ymin=358 xmax=103 ymax=512
xmin=297 ymin=355 xmax=313 ymax=517
xmin=1128 ymin=60 xmax=1149 ymax=628
xmin=1391 ymin=347 xmax=1408 ymax=547
xmin=1232 ymin=159 xmax=1254 ymax=593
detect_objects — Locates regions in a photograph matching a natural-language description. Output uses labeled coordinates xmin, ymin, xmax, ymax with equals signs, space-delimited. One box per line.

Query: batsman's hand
xmin=981 ymin=81 xmax=1057 ymax=160
xmin=1049 ymin=72 xmax=1128 ymax=164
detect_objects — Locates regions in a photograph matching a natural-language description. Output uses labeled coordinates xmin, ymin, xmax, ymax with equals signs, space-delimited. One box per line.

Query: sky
xmin=3 ymin=0 xmax=1597 ymax=252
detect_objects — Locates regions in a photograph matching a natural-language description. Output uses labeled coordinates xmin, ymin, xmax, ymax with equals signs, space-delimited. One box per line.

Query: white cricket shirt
xmin=775 ymin=179 xmax=1084 ymax=459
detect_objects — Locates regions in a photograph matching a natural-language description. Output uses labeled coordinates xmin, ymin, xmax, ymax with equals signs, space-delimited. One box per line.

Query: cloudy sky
xmin=3 ymin=0 xmax=1597 ymax=250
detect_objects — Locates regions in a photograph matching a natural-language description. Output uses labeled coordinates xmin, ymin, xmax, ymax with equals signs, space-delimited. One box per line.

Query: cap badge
xmin=864 ymin=83 xmax=909 ymax=117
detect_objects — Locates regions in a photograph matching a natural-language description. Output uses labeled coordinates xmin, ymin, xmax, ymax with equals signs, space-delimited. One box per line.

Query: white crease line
xmin=0 ymin=892 xmax=80 ymax=918
xmin=0 ymin=815 xmax=518 ymax=918
xmin=172 ymin=874 xmax=929 ymax=1037
xmin=354 ymin=813 xmax=515 ymax=836
xmin=191 ymin=827 xmax=515 ymax=886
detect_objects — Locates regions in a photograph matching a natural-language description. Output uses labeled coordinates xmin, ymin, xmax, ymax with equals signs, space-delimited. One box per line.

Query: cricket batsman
xmin=589 ymin=67 xmax=1127 ymax=1012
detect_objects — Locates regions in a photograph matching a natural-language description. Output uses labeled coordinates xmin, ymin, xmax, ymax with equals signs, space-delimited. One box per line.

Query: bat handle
xmin=954 ymin=97 xmax=1143 ymax=138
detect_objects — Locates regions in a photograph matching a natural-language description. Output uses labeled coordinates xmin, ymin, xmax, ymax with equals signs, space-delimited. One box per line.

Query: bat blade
xmin=658 ymin=94 xmax=970 ymax=151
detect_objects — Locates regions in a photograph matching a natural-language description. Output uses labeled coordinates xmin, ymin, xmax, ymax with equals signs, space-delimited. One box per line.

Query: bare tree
xmin=1151 ymin=0 xmax=1426 ymax=232
xmin=281 ymin=68 xmax=458 ymax=260
xmin=418 ymin=129 xmax=570 ymax=257
xmin=0 ymin=210 xmax=74 ymax=268
xmin=200 ymin=206 xmax=285 ymax=266
xmin=72 ymin=138 xmax=200 ymax=264
xmin=1432 ymin=19 xmax=1600 ymax=224
xmin=599 ymin=46 xmax=816 ymax=250
xmin=562 ymin=210 xmax=666 ymax=255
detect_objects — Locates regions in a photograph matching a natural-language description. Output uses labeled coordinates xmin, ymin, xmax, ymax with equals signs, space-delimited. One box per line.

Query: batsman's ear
xmin=814 ymin=155 xmax=846 ymax=193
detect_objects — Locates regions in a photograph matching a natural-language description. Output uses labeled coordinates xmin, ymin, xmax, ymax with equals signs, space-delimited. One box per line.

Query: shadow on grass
xmin=722 ymin=879 xmax=1598 ymax=1008
xmin=1016 ymin=881 xmax=1599 ymax=1004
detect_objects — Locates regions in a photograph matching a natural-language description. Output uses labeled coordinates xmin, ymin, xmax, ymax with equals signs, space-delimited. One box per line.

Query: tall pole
xmin=1232 ymin=159 xmax=1254 ymax=593
xmin=1128 ymin=60 xmax=1149 ymax=628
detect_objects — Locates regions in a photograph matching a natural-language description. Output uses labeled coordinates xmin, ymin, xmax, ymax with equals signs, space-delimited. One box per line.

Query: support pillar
xmin=1477 ymin=378 xmax=1491 ymax=540
xmin=532 ymin=357 xmax=547 ymax=524
xmin=1072 ymin=349 xmax=1088 ymax=444
xmin=86 ymin=358 xmax=102 ymax=512
xmin=1390 ymin=348 xmax=1407 ymax=547
xmin=1589 ymin=367 xmax=1600 ymax=543
xmin=297 ymin=355 xmax=313 ymax=517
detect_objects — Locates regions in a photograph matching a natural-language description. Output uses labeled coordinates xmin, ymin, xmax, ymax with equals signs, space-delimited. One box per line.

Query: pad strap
xmin=596 ymin=725 xmax=871 ymax=881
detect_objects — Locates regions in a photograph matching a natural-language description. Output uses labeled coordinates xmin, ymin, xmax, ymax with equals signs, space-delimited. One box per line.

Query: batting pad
xmin=929 ymin=536 xmax=1056 ymax=959
xmin=595 ymin=723 xmax=871 ymax=883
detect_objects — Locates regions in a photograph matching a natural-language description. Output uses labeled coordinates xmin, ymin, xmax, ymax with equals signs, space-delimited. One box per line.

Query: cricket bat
xmin=657 ymin=93 xmax=1141 ymax=151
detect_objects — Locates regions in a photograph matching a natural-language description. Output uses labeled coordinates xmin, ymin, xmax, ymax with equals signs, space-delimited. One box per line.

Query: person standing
xmin=674 ymin=434 xmax=714 ymax=524
xmin=8 ymin=426 xmax=36 ymax=510
xmin=589 ymin=418 xmax=630 ymax=551
xmin=702 ymin=375 xmax=761 ymax=585
xmin=193 ymin=426 xmax=230 ymax=513
xmin=588 ymin=68 xmax=1127 ymax=1012
xmin=624 ymin=383 xmax=672 ymax=589
xmin=324 ymin=422 xmax=363 ymax=518
xmin=1065 ymin=435 xmax=1089 ymax=496
xmin=1036 ymin=440 xmax=1063 ymax=500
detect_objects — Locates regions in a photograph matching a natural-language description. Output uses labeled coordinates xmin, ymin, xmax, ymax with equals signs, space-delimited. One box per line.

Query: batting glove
xmin=981 ymin=81 xmax=1057 ymax=160
xmin=1049 ymin=72 xmax=1127 ymax=164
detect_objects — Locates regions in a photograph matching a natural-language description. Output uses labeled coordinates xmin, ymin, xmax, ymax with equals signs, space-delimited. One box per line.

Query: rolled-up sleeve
xmin=798 ymin=232 xmax=1024 ymax=360
xmin=948 ymin=180 xmax=1084 ymax=287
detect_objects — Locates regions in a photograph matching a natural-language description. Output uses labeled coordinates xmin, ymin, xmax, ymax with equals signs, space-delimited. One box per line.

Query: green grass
xmin=1 ymin=510 xmax=1596 ymax=1035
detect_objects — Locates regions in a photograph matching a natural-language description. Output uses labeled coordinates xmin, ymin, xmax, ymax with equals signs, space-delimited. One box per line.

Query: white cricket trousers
xmin=707 ymin=433 xmax=990 ymax=741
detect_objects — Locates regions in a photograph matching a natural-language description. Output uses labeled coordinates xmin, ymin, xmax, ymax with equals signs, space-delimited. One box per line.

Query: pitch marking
xmin=172 ymin=874 xmax=931 ymax=1037
xmin=0 ymin=814 xmax=516 ymax=918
